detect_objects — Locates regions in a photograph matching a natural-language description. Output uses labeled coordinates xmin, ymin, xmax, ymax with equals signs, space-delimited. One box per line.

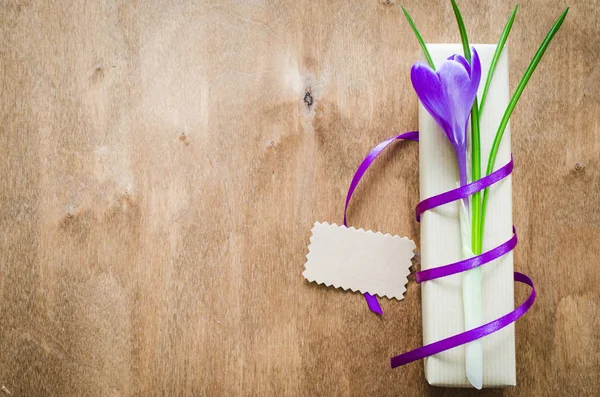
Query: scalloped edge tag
xmin=302 ymin=222 xmax=416 ymax=300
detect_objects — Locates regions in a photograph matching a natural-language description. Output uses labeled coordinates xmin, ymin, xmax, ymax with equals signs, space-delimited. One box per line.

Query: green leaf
xmin=450 ymin=0 xmax=471 ymax=61
xmin=450 ymin=0 xmax=482 ymax=254
xmin=480 ymin=7 xmax=569 ymax=238
xmin=401 ymin=6 xmax=435 ymax=70
xmin=479 ymin=5 xmax=518 ymax=117
xmin=469 ymin=102 xmax=482 ymax=254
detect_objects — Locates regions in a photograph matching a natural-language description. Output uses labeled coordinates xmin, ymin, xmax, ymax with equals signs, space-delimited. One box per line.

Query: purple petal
xmin=437 ymin=59 xmax=473 ymax=148
xmin=410 ymin=63 xmax=452 ymax=140
xmin=468 ymin=47 xmax=482 ymax=102
xmin=447 ymin=54 xmax=471 ymax=76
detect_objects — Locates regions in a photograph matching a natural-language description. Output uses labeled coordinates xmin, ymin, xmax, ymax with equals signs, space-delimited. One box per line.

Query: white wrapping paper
xmin=419 ymin=44 xmax=516 ymax=387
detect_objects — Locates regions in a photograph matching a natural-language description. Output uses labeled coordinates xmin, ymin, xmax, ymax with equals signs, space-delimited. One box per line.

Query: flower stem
xmin=451 ymin=0 xmax=483 ymax=389
xmin=449 ymin=0 xmax=482 ymax=253
xmin=470 ymin=103 xmax=482 ymax=254
xmin=456 ymin=150 xmax=469 ymax=208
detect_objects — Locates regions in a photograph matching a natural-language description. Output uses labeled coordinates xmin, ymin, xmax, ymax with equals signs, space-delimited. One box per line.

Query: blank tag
xmin=303 ymin=222 xmax=415 ymax=300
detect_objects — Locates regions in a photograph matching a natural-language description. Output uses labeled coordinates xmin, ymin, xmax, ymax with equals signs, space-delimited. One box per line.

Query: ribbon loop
xmin=343 ymin=131 xmax=419 ymax=315
xmin=344 ymin=131 xmax=419 ymax=226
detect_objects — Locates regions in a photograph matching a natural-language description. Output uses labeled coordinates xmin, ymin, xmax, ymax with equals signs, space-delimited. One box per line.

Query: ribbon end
xmin=364 ymin=293 xmax=383 ymax=315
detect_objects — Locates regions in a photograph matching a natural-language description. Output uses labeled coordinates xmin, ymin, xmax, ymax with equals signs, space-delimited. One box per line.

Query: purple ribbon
xmin=391 ymin=272 xmax=535 ymax=368
xmin=343 ymin=132 xmax=535 ymax=368
xmin=343 ymin=131 xmax=419 ymax=315
xmin=415 ymin=227 xmax=517 ymax=283
xmin=415 ymin=155 xmax=514 ymax=222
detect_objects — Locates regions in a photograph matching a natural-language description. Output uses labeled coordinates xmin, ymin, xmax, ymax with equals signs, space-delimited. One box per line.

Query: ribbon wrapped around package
xmin=419 ymin=44 xmax=516 ymax=387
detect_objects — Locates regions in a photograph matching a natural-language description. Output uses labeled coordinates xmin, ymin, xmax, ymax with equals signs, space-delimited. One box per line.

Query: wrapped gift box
xmin=419 ymin=44 xmax=516 ymax=387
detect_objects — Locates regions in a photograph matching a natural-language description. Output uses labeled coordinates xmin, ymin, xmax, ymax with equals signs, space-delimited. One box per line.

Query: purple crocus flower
xmin=411 ymin=48 xmax=481 ymax=189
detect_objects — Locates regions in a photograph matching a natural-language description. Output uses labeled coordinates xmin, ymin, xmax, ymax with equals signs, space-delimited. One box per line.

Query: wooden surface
xmin=1 ymin=0 xmax=598 ymax=395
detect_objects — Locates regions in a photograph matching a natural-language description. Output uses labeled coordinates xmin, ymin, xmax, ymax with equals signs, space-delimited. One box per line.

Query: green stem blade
xmin=450 ymin=0 xmax=471 ymax=61
xmin=450 ymin=0 xmax=482 ymax=253
xmin=401 ymin=6 xmax=435 ymax=70
xmin=479 ymin=5 xmax=518 ymax=117
xmin=480 ymin=7 xmax=569 ymax=239
xmin=470 ymin=102 xmax=482 ymax=253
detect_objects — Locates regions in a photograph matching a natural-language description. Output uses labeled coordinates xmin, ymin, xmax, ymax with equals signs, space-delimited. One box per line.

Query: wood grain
xmin=0 ymin=0 xmax=598 ymax=396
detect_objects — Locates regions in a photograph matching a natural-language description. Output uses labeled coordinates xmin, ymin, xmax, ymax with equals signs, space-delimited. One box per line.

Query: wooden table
xmin=1 ymin=0 xmax=598 ymax=395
